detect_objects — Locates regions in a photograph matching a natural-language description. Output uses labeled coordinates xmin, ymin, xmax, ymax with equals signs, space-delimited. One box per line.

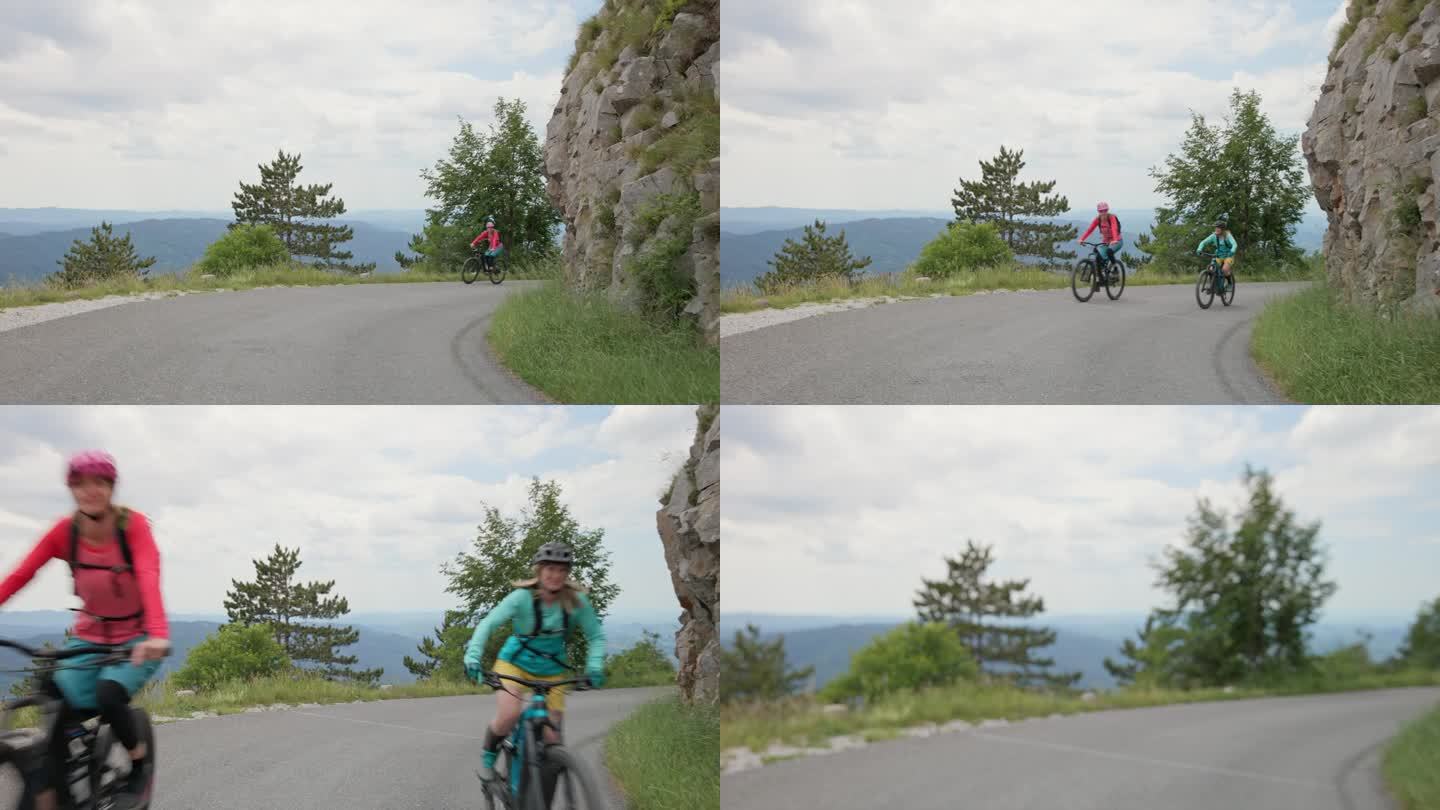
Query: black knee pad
xmin=96 ymin=679 xmax=130 ymax=711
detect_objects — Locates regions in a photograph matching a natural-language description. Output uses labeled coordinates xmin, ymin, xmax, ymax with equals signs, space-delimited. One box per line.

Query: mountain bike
xmin=462 ymin=249 xmax=507 ymax=285
xmin=1195 ymin=251 xmax=1236 ymax=309
xmin=1071 ymin=241 xmax=1126 ymax=302
xmin=0 ymin=638 xmax=162 ymax=810
xmin=479 ymin=671 xmax=606 ymax=810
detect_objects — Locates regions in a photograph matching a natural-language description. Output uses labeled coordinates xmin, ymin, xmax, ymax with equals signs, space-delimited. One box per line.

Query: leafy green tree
xmin=1103 ymin=614 xmax=1190 ymax=688
xmin=224 ymin=544 xmax=382 ymax=685
xmin=197 ymin=223 xmax=290 ymax=276
xmin=401 ymin=99 xmax=560 ymax=267
xmin=914 ymin=540 xmax=1081 ymax=689
xmin=232 ymin=149 xmax=373 ymax=273
xmin=48 ymin=222 xmax=157 ymax=288
xmin=173 ymin=623 xmax=291 ymax=690
xmin=911 ymin=221 xmax=1013 ymax=278
xmin=951 ymin=146 xmax=1076 ymax=265
xmin=1151 ymin=466 xmax=1336 ymax=685
xmin=1396 ymin=596 xmax=1440 ymax=670
xmin=754 ymin=220 xmax=872 ymax=293
xmin=821 ymin=622 xmax=977 ymax=703
xmin=402 ymin=610 xmax=475 ymax=681
xmin=419 ymin=478 xmax=618 ymax=675
xmin=719 ymin=624 xmax=813 ymax=704
xmin=1136 ymin=88 xmax=1308 ymax=272
xmin=605 ymin=630 xmax=677 ymax=687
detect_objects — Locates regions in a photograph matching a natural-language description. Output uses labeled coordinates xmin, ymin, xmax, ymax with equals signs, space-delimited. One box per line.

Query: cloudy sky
xmin=721 ymin=0 xmax=1345 ymax=212
xmin=0 ymin=0 xmax=603 ymax=210
xmin=724 ymin=406 xmax=1440 ymax=621
xmin=0 ymin=406 xmax=695 ymax=619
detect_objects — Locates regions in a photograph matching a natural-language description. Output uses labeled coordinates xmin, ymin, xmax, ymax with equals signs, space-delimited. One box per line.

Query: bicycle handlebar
xmin=0 ymin=638 xmax=168 ymax=662
xmin=484 ymin=671 xmax=593 ymax=692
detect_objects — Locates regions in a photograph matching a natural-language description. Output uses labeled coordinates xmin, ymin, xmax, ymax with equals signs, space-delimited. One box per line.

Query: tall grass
xmin=1385 ymin=704 xmax=1440 ymax=810
xmin=606 ymin=697 xmax=719 ymax=810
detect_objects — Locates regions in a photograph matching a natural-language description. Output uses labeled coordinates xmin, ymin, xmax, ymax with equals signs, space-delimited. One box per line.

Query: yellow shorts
xmin=1217 ymin=257 xmax=1234 ymax=271
xmin=492 ymin=659 xmax=570 ymax=712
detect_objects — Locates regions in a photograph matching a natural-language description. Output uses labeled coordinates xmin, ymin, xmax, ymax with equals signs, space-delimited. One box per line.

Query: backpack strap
xmin=514 ymin=587 xmax=572 ymax=670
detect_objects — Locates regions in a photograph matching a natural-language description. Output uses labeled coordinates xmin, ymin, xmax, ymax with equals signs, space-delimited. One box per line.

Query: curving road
xmin=0 ymin=283 xmax=546 ymax=404
xmin=0 ymin=687 xmax=665 ymax=809
xmin=722 ymin=687 xmax=1440 ymax=810
xmin=721 ymin=282 xmax=1305 ymax=404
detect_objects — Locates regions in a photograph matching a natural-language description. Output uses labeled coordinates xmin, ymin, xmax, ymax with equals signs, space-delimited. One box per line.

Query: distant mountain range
xmin=722 ymin=612 xmax=1413 ymax=692
xmin=718 ymin=207 xmax=1329 ymax=289
xmin=0 ymin=208 xmax=428 ymax=237
xmin=0 ymin=610 xmax=680 ymax=692
xmin=0 ymin=217 xmax=416 ymax=284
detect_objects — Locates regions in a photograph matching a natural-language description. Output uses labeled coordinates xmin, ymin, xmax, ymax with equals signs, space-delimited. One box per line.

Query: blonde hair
xmin=513 ymin=564 xmax=586 ymax=612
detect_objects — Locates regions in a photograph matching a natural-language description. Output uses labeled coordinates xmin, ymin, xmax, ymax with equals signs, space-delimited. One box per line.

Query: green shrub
xmin=820 ymin=622 xmax=978 ymax=703
xmin=173 ymin=623 xmax=291 ymax=690
xmin=197 ymin=224 xmax=289 ymax=276
xmin=911 ymin=222 xmax=1014 ymax=279
xmin=606 ymin=630 xmax=677 ymax=687
xmin=626 ymin=192 xmax=702 ymax=320
xmin=1400 ymin=95 xmax=1428 ymax=127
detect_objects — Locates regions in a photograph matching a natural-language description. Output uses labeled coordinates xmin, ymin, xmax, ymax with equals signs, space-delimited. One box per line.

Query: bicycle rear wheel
xmin=1195 ymin=270 xmax=1215 ymax=309
xmin=1071 ymin=260 xmax=1096 ymax=302
xmin=461 ymin=257 xmax=482 ymax=285
xmin=539 ymin=745 xmax=606 ymax=810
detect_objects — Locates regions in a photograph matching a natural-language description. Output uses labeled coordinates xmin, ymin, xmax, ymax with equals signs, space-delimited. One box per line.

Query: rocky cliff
xmin=657 ymin=404 xmax=719 ymax=704
xmin=1303 ymin=0 xmax=1440 ymax=312
xmin=546 ymin=0 xmax=720 ymax=345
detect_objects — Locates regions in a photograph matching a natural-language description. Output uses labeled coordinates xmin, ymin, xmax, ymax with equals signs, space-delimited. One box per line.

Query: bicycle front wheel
xmin=1220 ymin=273 xmax=1236 ymax=306
xmin=540 ymin=745 xmax=606 ymax=810
xmin=461 ymin=257 xmax=482 ymax=285
xmin=1195 ymin=270 xmax=1215 ymax=309
xmin=92 ymin=708 xmax=154 ymax=808
xmin=1105 ymin=261 xmax=1126 ymax=300
xmin=488 ymin=255 xmax=507 ymax=285
xmin=483 ymin=745 xmax=516 ymax=810
xmin=1071 ymin=260 xmax=1096 ymax=302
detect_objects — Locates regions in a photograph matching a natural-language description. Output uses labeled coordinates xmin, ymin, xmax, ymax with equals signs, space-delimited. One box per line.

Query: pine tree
xmin=753 ymin=220 xmax=872 ymax=293
xmin=224 ymin=544 xmax=382 ymax=685
xmin=914 ymin=540 xmax=1081 ymax=689
xmin=1152 ymin=466 xmax=1337 ymax=684
xmin=421 ymin=478 xmax=619 ymax=674
xmin=1395 ymin=596 xmax=1440 ymax=670
xmin=718 ymin=624 xmax=813 ymax=704
xmin=48 ymin=222 xmax=157 ymax=288
xmin=231 ymin=150 xmax=374 ymax=273
xmin=1102 ymin=613 xmax=1190 ymax=688
xmin=403 ymin=609 xmax=475 ymax=681
xmin=951 ymin=146 xmax=1076 ymax=265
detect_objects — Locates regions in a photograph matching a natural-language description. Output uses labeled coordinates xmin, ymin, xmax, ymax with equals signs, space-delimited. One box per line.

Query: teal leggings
xmin=52 ymin=635 xmax=162 ymax=710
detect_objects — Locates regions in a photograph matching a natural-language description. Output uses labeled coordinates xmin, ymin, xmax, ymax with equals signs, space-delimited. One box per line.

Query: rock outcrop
xmin=657 ymin=404 xmax=719 ymax=705
xmin=1303 ymin=0 xmax=1440 ymax=312
xmin=545 ymin=0 xmax=720 ymax=345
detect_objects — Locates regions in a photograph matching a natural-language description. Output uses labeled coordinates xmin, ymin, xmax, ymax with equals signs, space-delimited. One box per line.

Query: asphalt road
xmin=0 ymin=687 xmax=665 ymax=809
xmin=0 ymin=283 xmax=546 ymax=404
xmin=722 ymin=688 xmax=1440 ymax=810
xmin=721 ymin=282 xmax=1305 ymax=404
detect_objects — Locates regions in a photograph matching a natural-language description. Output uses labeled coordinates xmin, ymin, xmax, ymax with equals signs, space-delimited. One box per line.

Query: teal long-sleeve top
xmin=464 ymin=587 xmax=606 ymax=676
xmin=1197 ymin=232 xmax=1238 ymax=258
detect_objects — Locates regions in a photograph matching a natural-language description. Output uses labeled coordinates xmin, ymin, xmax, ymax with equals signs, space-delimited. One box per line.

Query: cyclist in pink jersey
xmin=1079 ymin=202 xmax=1124 ymax=272
xmin=0 ymin=451 xmax=169 ymax=810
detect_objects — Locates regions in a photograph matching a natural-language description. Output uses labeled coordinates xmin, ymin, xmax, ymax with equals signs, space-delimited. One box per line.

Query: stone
xmin=821 ymin=704 xmax=849 ymax=715
xmin=609 ymin=57 xmax=659 ymax=116
xmin=914 ymin=276 xmax=933 ymax=283
xmin=1081 ymin=691 xmax=1097 ymax=702
xmin=661 ymin=109 xmax=680 ymax=129
xmin=657 ymin=406 xmax=720 ymax=705
xmin=175 ymin=689 xmax=196 ymax=697
xmin=657 ymin=12 xmax=716 ymax=66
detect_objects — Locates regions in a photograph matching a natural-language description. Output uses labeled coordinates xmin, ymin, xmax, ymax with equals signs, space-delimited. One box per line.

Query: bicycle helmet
xmin=67 ymin=451 xmax=117 ymax=485
xmin=1213 ymin=219 xmax=1227 ymax=229
xmin=532 ymin=542 xmax=574 ymax=566
xmin=1097 ymin=202 xmax=1110 ymax=213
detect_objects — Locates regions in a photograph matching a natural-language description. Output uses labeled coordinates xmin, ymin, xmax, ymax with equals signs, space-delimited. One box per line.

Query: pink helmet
xmin=67 ymin=451 xmax=117 ymax=485
xmin=1097 ymin=201 xmax=1110 ymax=213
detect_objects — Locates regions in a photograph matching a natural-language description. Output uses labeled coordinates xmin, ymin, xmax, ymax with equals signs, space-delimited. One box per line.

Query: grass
xmin=1251 ymin=283 xmax=1440 ymax=403
xmin=1385 ymin=704 xmax=1440 ymax=810
xmin=487 ymin=280 xmax=719 ymax=404
xmin=0 ymin=262 xmax=466 ymax=312
xmin=721 ymin=670 xmax=1440 ymax=753
xmin=1401 ymin=95 xmax=1429 ymax=127
xmin=721 ymin=262 xmax=1311 ymax=314
xmin=605 ymin=696 xmax=718 ymax=810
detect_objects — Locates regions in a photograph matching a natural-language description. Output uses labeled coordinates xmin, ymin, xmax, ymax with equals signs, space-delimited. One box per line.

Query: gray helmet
xmin=1213 ymin=219 xmax=1227 ymax=229
xmin=532 ymin=542 xmax=574 ymax=566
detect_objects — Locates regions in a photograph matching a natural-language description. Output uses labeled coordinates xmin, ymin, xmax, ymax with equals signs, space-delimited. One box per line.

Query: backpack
xmin=513 ymin=586 xmax=573 ymax=669
xmin=68 ymin=508 xmax=143 ymax=624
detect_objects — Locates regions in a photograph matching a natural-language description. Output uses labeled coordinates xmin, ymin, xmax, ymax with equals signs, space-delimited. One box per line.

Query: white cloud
xmin=723 ymin=406 xmax=1439 ymax=618
xmin=721 ymin=0 xmax=1339 ymax=210
xmin=0 ymin=406 xmax=695 ymax=618
xmin=0 ymin=0 xmax=598 ymax=208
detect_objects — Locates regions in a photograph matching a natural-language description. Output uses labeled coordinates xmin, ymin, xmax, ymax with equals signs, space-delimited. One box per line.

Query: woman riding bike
xmin=1079 ymin=201 xmax=1124 ymax=270
xmin=1197 ymin=220 xmax=1239 ymax=286
xmin=469 ymin=217 xmax=505 ymax=272
xmin=0 ymin=451 xmax=170 ymax=810
xmin=464 ymin=541 xmax=606 ymax=782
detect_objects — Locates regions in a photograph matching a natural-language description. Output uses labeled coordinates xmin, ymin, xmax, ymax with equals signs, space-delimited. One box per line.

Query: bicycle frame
xmin=507 ymin=691 xmax=552 ymax=796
